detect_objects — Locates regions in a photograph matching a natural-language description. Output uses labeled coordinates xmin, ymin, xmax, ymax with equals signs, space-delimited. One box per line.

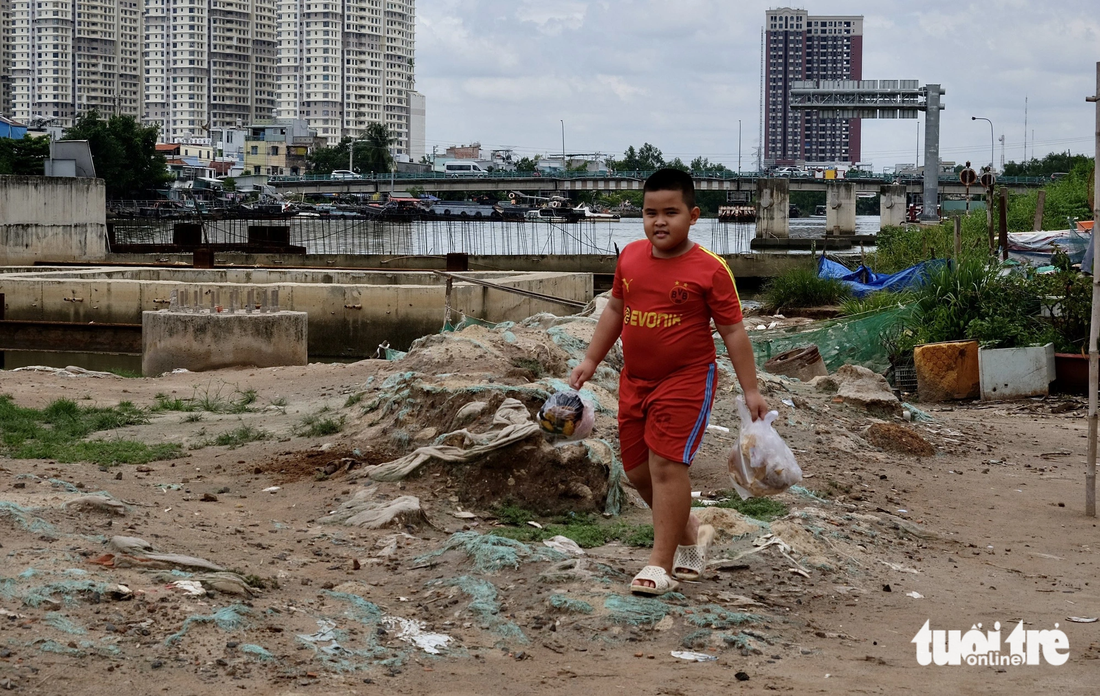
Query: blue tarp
xmin=817 ymin=256 xmax=946 ymax=297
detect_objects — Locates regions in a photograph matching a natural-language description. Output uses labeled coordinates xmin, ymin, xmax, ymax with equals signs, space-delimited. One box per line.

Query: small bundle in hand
xmin=728 ymin=395 xmax=802 ymax=499
xmin=537 ymin=390 xmax=595 ymax=440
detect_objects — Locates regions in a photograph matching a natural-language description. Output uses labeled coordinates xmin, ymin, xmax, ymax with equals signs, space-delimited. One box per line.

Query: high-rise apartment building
xmin=1 ymin=0 xmax=415 ymax=148
xmin=762 ymin=8 xmax=863 ymax=167
xmin=7 ymin=0 xmax=144 ymax=127
xmin=1 ymin=0 xmax=12 ymax=116
xmin=143 ymin=0 xmax=276 ymax=142
xmin=275 ymin=0 xmax=415 ymax=148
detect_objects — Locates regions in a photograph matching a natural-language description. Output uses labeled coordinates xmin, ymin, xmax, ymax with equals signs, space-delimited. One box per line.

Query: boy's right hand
xmin=569 ymin=358 xmax=597 ymax=390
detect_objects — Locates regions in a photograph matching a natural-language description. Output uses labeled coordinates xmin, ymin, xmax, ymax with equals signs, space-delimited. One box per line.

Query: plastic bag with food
xmin=728 ymin=395 xmax=802 ymax=499
xmin=537 ymin=390 xmax=595 ymax=440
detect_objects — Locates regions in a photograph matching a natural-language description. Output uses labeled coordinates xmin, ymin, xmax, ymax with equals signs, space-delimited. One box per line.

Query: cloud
xmin=416 ymin=0 xmax=1098 ymax=166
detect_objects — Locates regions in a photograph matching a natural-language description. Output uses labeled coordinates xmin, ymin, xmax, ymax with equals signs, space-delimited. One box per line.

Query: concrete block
xmin=142 ymin=309 xmax=308 ymax=376
xmin=914 ymin=340 xmax=980 ymax=401
xmin=756 ymin=178 xmax=789 ymax=238
xmin=825 ymin=183 xmax=857 ymax=235
xmin=880 ymin=185 xmax=908 ymax=228
xmin=0 ymin=176 xmax=107 ymax=264
xmin=978 ymin=343 xmax=1056 ymax=401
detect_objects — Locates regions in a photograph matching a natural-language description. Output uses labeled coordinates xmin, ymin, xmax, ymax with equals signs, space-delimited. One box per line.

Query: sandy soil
xmin=1 ymin=319 xmax=1098 ymax=695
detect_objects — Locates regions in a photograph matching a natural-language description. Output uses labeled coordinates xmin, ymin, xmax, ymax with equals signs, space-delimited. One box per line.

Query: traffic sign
xmin=979 ymin=171 xmax=997 ymax=188
xmin=959 ymin=168 xmax=977 ymax=186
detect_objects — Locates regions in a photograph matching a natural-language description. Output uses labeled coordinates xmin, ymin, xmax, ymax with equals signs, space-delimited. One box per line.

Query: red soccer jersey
xmin=611 ymin=240 xmax=743 ymax=381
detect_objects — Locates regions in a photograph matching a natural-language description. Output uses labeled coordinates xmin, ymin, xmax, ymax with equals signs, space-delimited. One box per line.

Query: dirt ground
xmin=1 ymin=314 xmax=1099 ymax=695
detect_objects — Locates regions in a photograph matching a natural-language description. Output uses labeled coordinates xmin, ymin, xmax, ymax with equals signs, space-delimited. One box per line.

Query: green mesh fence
xmin=745 ymin=306 xmax=912 ymax=375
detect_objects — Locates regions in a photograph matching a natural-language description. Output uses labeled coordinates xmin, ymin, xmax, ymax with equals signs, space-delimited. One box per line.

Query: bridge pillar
xmin=825 ymin=183 xmax=857 ymax=235
xmin=879 ymin=185 xmax=907 ymax=227
xmin=755 ymin=179 xmax=789 ymax=238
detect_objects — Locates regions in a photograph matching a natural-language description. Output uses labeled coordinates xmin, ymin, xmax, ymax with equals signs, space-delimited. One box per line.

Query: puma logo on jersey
xmin=621 ymin=278 xmax=633 ymax=293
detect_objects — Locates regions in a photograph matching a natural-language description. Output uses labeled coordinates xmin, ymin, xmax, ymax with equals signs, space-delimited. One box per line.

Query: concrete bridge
xmin=267 ymin=171 xmax=1046 ymax=198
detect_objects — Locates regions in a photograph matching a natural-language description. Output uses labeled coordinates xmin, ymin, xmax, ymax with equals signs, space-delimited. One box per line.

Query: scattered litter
xmin=90 ymin=536 xmax=225 ymax=572
xmin=451 ymin=511 xmax=477 ymax=519
xmin=44 ymin=612 xmax=87 ymax=635
xmin=542 ymin=535 xmax=585 ymax=556
xmin=1068 ymin=617 xmax=1098 ymax=623
xmin=168 ymin=580 xmax=206 ymax=597
xmin=297 ymin=619 xmax=344 ymax=655
xmin=62 ymin=495 xmax=127 ymax=516
xmin=10 ymin=365 xmax=119 ymax=379
xmin=240 ymin=644 xmax=274 ymax=661
xmin=707 ymin=425 xmax=730 ymax=434
xmin=527 ymin=521 xmax=543 ymax=529
xmin=165 ymin=604 xmax=250 ymax=645
xmin=901 ymin=403 xmax=933 ymax=422
xmin=262 ymin=486 xmax=281 ymax=494
xmin=414 ymin=531 xmax=564 ymax=573
xmin=319 ymin=488 xmax=426 ymax=529
xmin=381 ymin=615 xmax=452 ymax=654
xmin=605 ymin=594 xmax=677 ymax=627
xmin=548 ymin=594 xmax=594 ymax=614
xmin=671 ymin=650 xmax=717 ymax=662
xmin=781 ymin=398 xmax=795 ymax=407
xmin=905 ymin=591 xmax=924 ymax=599
xmin=880 ymin=561 xmax=920 ymax=574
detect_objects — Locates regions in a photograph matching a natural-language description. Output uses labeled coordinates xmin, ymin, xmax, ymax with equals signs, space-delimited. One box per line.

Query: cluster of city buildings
xmin=0 ymin=0 xmax=425 ymax=161
xmin=1 ymin=5 xmax=873 ymax=187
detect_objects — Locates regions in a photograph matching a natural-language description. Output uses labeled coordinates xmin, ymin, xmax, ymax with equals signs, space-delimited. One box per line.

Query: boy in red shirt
xmin=570 ymin=168 xmax=768 ymax=595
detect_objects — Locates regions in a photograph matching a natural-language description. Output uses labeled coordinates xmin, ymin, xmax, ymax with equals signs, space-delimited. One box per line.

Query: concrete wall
xmin=0 ymin=177 xmax=107 ymax=264
xmin=755 ymin=178 xmax=789 ymax=238
xmin=142 ymin=310 xmax=308 ymax=376
xmin=0 ymin=267 xmax=591 ymax=357
xmin=825 ymin=183 xmax=857 ymax=236
xmin=880 ymin=185 xmax=907 ymax=228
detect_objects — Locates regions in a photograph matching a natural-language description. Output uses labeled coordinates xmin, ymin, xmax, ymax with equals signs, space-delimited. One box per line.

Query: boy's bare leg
xmin=624 ymin=451 xmax=698 ymax=588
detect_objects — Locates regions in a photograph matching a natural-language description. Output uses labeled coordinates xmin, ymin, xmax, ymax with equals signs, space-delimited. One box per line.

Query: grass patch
xmin=151 ymin=384 xmax=259 ymax=415
xmin=344 ymin=392 xmax=365 ymax=408
xmin=839 ymin=290 xmax=916 ymax=317
xmin=489 ymin=508 xmax=654 ymax=549
xmin=209 ymin=425 xmax=270 ymax=449
xmin=762 ymin=266 xmax=851 ymax=312
xmin=693 ymin=494 xmax=789 ymax=522
xmin=297 ymin=411 xmax=345 ymax=437
xmin=0 ymin=395 xmax=183 ymax=465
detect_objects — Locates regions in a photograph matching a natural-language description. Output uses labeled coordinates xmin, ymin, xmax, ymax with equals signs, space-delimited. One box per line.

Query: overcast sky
xmin=416 ymin=0 xmax=1099 ymax=170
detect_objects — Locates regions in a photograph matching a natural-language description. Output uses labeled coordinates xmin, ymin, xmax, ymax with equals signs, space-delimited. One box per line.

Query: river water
xmin=113 ymin=215 xmax=882 ymax=257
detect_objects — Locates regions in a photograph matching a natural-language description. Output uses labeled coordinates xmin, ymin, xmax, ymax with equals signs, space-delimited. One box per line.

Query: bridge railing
xmin=266 ymin=171 xmax=1052 ymax=186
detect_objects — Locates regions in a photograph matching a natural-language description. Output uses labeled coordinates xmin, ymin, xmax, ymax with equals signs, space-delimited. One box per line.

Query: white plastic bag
xmin=728 ymin=395 xmax=802 ymax=500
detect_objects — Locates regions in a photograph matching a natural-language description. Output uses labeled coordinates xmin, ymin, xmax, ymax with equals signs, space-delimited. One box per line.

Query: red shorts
xmin=618 ymin=362 xmax=717 ymax=472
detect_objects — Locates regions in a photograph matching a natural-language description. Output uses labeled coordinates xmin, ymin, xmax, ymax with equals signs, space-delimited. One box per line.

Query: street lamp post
xmin=560 ymin=120 xmax=566 ymax=171
xmin=738 ymin=119 xmax=742 ymax=174
xmin=971 ymin=116 xmax=995 ymax=173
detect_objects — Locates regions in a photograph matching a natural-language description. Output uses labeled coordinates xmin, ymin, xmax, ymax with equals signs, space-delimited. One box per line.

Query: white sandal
xmin=630 ymin=565 xmax=680 ymax=596
xmin=672 ymin=524 xmax=715 ymax=581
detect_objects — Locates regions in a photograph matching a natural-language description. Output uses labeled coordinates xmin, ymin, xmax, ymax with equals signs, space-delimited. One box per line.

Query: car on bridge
xmin=330 ymin=169 xmax=362 ymax=180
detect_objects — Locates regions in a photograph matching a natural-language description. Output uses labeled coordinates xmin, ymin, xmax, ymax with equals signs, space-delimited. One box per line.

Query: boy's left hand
xmin=743 ymin=389 xmax=769 ymax=421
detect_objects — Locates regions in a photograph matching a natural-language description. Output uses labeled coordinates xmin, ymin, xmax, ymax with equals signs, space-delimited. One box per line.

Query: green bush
xmin=762 ymin=266 xmax=851 ymax=311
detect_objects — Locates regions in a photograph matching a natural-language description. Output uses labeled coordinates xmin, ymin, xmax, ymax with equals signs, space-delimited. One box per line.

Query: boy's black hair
xmin=643 ymin=168 xmax=696 ymax=209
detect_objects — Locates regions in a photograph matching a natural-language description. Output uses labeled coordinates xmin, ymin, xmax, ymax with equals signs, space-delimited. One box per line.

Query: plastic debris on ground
xmin=414 ymin=531 xmax=564 ymax=573
xmin=434 ymin=575 xmax=527 ymax=645
xmin=164 ymin=604 xmax=250 ymax=645
xmin=381 ymin=615 xmax=452 ymax=655
xmin=547 ymin=594 xmax=594 ymax=614
xmin=604 ymin=594 xmax=678 ymax=627
xmin=671 ymin=650 xmax=718 ymax=662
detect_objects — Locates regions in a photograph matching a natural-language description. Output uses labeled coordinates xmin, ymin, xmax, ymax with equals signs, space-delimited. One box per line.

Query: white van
xmin=444 ymin=161 xmax=489 ymax=177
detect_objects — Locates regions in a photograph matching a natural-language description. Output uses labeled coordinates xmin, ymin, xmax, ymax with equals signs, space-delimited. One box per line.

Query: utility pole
xmin=1085 ymin=62 xmax=1100 ymax=517
xmin=738 ymin=119 xmax=742 ymax=173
